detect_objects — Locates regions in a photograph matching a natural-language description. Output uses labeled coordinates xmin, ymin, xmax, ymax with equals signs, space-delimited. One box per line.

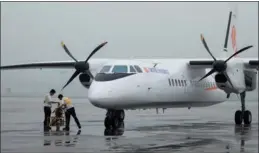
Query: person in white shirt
xmin=58 ymin=94 xmax=81 ymax=131
xmin=43 ymin=89 xmax=56 ymax=131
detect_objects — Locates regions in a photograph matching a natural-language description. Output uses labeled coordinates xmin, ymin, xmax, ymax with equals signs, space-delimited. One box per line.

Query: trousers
xmin=64 ymin=107 xmax=81 ymax=130
xmin=43 ymin=106 xmax=51 ymax=128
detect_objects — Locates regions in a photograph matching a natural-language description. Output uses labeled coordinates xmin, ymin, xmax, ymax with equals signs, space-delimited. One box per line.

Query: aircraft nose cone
xmin=88 ymin=84 xmax=112 ymax=109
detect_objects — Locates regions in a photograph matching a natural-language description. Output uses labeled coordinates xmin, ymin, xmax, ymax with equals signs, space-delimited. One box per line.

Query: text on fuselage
xmin=143 ymin=67 xmax=169 ymax=74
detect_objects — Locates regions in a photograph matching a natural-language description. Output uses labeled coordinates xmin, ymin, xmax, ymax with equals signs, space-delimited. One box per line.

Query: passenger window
xmin=184 ymin=80 xmax=187 ymax=86
xmin=130 ymin=65 xmax=137 ymax=73
xmin=112 ymin=65 xmax=128 ymax=73
xmin=172 ymin=79 xmax=174 ymax=86
xmin=168 ymin=79 xmax=171 ymax=86
xmin=181 ymin=80 xmax=184 ymax=86
xmin=134 ymin=65 xmax=143 ymax=73
xmin=175 ymin=80 xmax=178 ymax=86
xmin=178 ymin=80 xmax=181 ymax=86
xmin=99 ymin=65 xmax=111 ymax=73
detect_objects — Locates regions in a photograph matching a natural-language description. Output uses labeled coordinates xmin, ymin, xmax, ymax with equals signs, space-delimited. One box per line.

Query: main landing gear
xmin=104 ymin=109 xmax=125 ymax=136
xmin=235 ymin=91 xmax=252 ymax=125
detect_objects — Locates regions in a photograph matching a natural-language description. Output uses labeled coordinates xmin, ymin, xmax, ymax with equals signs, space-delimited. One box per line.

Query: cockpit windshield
xmin=99 ymin=65 xmax=112 ymax=73
xmin=112 ymin=65 xmax=128 ymax=73
xmin=95 ymin=64 xmax=143 ymax=82
xmin=129 ymin=66 xmax=136 ymax=73
xmin=98 ymin=65 xmax=143 ymax=74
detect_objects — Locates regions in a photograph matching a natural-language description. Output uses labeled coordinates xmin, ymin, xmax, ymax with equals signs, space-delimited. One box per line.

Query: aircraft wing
xmin=0 ymin=61 xmax=76 ymax=70
xmin=189 ymin=58 xmax=259 ymax=70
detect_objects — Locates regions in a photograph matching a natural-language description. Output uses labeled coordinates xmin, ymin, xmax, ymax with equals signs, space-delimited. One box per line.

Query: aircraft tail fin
xmin=222 ymin=3 xmax=239 ymax=58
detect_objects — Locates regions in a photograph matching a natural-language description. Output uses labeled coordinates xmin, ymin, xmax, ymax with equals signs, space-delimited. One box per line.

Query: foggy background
xmin=1 ymin=2 xmax=258 ymax=100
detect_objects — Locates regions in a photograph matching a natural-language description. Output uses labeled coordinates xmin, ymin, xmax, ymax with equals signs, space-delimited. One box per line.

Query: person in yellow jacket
xmin=58 ymin=94 xmax=81 ymax=131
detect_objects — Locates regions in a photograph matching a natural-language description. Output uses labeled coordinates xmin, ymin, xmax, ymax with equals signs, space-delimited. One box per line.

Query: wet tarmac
xmin=1 ymin=97 xmax=258 ymax=153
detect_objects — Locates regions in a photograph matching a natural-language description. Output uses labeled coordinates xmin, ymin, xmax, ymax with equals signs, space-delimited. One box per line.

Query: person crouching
xmin=58 ymin=94 xmax=81 ymax=131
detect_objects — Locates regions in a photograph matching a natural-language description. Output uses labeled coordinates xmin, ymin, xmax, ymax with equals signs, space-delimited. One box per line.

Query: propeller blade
xmin=224 ymin=45 xmax=253 ymax=63
xmin=223 ymin=12 xmax=232 ymax=50
xmin=199 ymin=68 xmax=216 ymax=81
xmin=226 ymin=93 xmax=230 ymax=98
xmin=223 ymin=71 xmax=235 ymax=89
xmin=61 ymin=41 xmax=78 ymax=62
xmin=85 ymin=41 xmax=108 ymax=63
xmin=87 ymin=70 xmax=94 ymax=79
xmin=62 ymin=70 xmax=80 ymax=90
xmin=200 ymin=34 xmax=217 ymax=61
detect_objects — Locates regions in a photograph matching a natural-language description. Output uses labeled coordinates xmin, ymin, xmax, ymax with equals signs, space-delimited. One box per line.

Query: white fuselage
xmin=88 ymin=59 xmax=227 ymax=110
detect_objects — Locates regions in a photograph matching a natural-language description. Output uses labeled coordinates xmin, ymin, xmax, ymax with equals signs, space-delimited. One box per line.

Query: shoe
xmin=63 ymin=127 xmax=69 ymax=131
xmin=44 ymin=126 xmax=51 ymax=132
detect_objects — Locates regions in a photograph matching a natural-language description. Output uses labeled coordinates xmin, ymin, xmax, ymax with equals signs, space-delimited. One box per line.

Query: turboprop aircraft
xmin=1 ymin=10 xmax=258 ymax=130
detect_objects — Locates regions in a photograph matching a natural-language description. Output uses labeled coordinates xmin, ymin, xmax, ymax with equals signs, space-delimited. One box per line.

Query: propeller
xmin=60 ymin=41 xmax=108 ymax=90
xmin=199 ymin=34 xmax=253 ymax=88
xmin=198 ymin=11 xmax=253 ymax=89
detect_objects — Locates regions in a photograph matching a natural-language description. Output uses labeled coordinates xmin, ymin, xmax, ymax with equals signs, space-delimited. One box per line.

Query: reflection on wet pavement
xmin=43 ymin=130 xmax=81 ymax=147
xmin=1 ymin=97 xmax=258 ymax=153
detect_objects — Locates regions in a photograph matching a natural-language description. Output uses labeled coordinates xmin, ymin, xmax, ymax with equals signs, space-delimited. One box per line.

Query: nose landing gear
xmin=104 ymin=109 xmax=125 ymax=130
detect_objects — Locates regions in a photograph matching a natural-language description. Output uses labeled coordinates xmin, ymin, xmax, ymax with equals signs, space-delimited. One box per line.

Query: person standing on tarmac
xmin=43 ymin=89 xmax=57 ymax=131
xmin=58 ymin=94 xmax=81 ymax=131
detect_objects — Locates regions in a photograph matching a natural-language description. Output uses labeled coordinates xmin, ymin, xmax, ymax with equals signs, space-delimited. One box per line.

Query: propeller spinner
xmin=60 ymin=41 xmax=108 ymax=90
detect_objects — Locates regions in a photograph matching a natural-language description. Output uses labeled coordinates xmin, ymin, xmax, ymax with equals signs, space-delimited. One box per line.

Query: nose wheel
xmin=235 ymin=92 xmax=252 ymax=125
xmin=104 ymin=109 xmax=125 ymax=130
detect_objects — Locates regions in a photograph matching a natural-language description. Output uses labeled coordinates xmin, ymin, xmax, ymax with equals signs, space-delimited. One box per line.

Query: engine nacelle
xmin=79 ymin=73 xmax=93 ymax=89
xmin=244 ymin=70 xmax=257 ymax=91
xmin=215 ymin=73 xmax=233 ymax=93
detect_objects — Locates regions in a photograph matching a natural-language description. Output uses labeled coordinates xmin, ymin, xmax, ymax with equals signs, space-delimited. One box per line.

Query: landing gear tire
xmin=116 ymin=110 xmax=125 ymax=121
xmin=119 ymin=121 xmax=125 ymax=129
xmin=112 ymin=118 xmax=120 ymax=129
xmin=235 ymin=110 xmax=242 ymax=125
xmin=243 ymin=110 xmax=252 ymax=125
xmin=104 ymin=109 xmax=125 ymax=130
xmin=104 ymin=117 xmax=111 ymax=129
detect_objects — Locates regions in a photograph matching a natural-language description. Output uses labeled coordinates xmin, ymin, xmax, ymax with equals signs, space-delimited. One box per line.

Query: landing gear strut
xmin=104 ymin=109 xmax=125 ymax=130
xmin=235 ymin=91 xmax=252 ymax=125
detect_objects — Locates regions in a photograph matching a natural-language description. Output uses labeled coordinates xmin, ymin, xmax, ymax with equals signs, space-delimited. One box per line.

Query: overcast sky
xmin=1 ymin=2 xmax=258 ymax=98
